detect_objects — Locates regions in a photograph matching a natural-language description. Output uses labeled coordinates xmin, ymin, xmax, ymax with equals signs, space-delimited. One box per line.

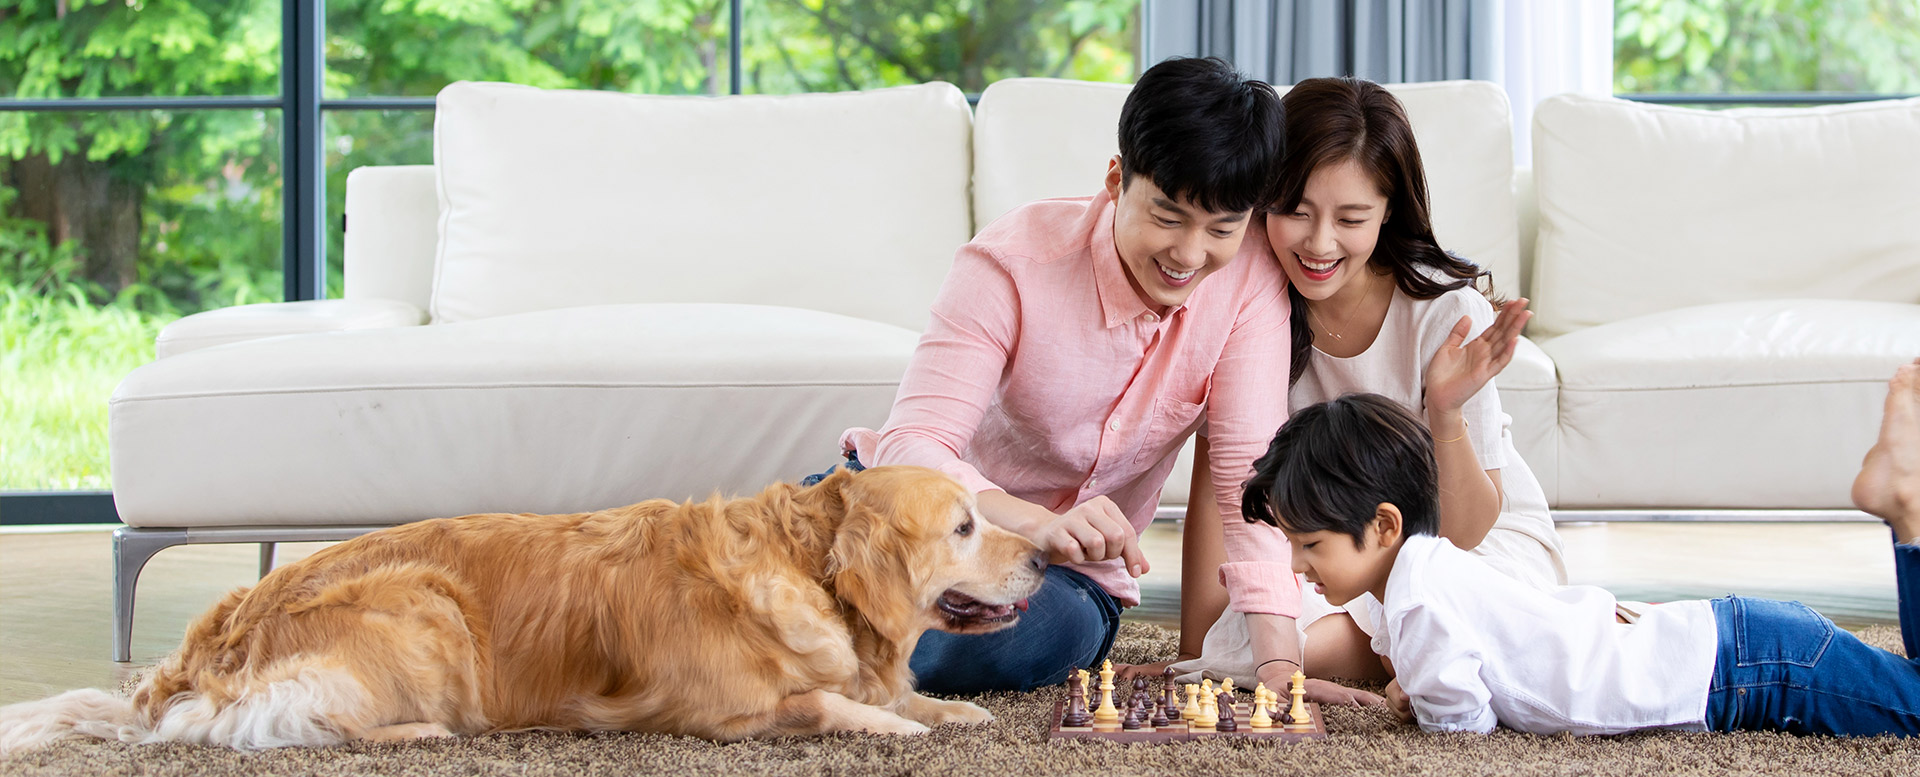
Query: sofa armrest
xmin=154 ymin=298 xmax=426 ymax=359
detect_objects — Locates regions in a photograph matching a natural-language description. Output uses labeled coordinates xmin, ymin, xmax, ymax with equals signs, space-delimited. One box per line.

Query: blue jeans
xmin=911 ymin=564 xmax=1122 ymax=694
xmin=1703 ymin=542 xmax=1920 ymax=736
xmin=803 ymin=455 xmax=1122 ymax=693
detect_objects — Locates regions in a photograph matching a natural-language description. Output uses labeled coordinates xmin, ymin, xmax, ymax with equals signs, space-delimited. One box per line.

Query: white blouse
xmin=1379 ymin=534 xmax=1720 ymax=735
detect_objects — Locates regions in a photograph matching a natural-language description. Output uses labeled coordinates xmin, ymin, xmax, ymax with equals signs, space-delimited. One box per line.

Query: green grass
xmin=1 ymin=285 xmax=174 ymax=491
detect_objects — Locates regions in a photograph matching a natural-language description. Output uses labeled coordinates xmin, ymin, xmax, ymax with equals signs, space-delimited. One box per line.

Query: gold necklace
xmin=1309 ymin=278 xmax=1380 ymax=341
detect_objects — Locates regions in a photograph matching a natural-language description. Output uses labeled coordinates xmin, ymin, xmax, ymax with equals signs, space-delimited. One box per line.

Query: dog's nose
xmin=1026 ymin=549 xmax=1047 ymax=574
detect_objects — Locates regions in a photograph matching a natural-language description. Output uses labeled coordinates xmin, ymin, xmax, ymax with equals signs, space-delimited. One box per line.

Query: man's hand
xmin=1384 ymin=678 xmax=1412 ymax=722
xmin=1033 ymin=495 xmax=1148 ymax=577
xmin=1304 ymin=678 xmax=1386 ymax=708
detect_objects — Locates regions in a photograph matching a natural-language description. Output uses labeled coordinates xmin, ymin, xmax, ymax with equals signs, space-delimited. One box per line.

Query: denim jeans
xmin=1703 ymin=542 xmax=1920 ymax=736
xmin=910 ymin=564 xmax=1122 ymax=694
xmin=802 ymin=454 xmax=1123 ymax=693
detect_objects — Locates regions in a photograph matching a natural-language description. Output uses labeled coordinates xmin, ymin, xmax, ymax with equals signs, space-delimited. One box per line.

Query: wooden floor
xmin=0 ymin=521 xmax=1899 ymax=706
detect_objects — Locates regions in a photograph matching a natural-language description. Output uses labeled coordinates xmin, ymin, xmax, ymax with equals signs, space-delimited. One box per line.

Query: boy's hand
xmin=1423 ymin=298 xmax=1532 ymax=414
xmin=1035 ymin=496 xmax=1149 ymax=577
xmin=1385 ymin=678 xmax=1412 ymax=723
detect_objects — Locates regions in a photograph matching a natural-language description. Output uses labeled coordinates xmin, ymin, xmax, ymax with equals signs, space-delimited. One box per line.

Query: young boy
xmin=1245 ymin=362 xmax=1920 ymax=736
xmin=827 ymin=57 xmax=1304 ymax=694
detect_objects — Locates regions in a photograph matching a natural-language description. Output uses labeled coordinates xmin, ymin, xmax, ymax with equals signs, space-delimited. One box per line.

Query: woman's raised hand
xmin=1423 ymin=298 xmax=1532 ymax=414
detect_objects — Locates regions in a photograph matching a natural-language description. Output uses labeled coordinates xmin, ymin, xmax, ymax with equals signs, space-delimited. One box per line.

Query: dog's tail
xmin=0 ymin=687 xmax=145 ymax=755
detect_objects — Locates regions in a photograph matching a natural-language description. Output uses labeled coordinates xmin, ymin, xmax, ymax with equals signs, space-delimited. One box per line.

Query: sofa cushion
xmin=1541 ymin=299 xmax=1920 ymax=508
xmin=110 ymin=304 xmax=918 ymax=528
xmin=430 ymin=81 xmax=973 ymax=331
xmin=972 ymin=78 xmax=1522 ymax=295
xmin=344 ymin=165 xmax=438 ymax=311
xmin=1530 ymin=94 xmax=1920 ymax=338
xmin=1499 ymin=335 xmax=1559 ymax=505
xmin=154 ymin=299 xmax=425 ymax=359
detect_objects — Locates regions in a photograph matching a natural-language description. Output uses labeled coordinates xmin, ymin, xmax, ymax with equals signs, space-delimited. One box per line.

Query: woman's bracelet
xmin=1256 ymin=657 xmax=1300 ymax=673
xmin=1433 ymin=430 xmax=1467 ymax=444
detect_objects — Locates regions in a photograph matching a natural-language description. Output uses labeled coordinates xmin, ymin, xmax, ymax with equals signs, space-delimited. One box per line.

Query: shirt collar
xmin=1088 ymin=188 xmax=1181 ymax=329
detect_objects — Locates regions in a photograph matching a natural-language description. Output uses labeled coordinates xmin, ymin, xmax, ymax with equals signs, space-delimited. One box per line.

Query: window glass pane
xmin=741 ymin=0 xmax=1141 ymax=94
xmin=327 ymin=0 xmax=732 ymax=97
xmin=323 ymin=109 xmax=434 ymax=298
xmin=0 ymin=1 xmax=280 ymax=98
xmin=1615 ymin=0 xmax=1920 ymax=95
xmin=1 ymin=109 xmax=283 ymax=491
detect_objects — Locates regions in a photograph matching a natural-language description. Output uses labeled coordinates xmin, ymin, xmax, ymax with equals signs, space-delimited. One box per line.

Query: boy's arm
xmin=1392 ymin=605 xmax=1499 ymax=734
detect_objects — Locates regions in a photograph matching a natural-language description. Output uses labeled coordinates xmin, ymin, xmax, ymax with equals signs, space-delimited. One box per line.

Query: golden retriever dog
xmin=0 ymin=465 xmax=1045 ymax=752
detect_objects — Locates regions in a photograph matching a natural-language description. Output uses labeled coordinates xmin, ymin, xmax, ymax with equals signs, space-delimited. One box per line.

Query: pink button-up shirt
xmin=841 ymin=189 xmax=1300 ymax=616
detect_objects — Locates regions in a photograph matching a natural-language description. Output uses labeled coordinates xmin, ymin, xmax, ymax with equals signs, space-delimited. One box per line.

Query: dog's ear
xmin=825 ymin=476 xmax=929 ymax=646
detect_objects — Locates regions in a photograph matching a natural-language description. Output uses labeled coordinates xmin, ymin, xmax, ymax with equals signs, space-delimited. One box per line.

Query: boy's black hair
xmin=1242 ymin=393 xmax=1441 ymax=547
xmin=1117 ymin=56 xmax=1283 ymax=215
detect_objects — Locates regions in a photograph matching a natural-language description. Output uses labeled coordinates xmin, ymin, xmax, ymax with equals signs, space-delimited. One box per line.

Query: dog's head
xmin=813 ymin=466 xmax=1046 ymax=645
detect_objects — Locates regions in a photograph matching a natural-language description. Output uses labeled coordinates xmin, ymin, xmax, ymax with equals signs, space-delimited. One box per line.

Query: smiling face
xmin=1266 ymin=158 xmax=1391 ymax=306
xmin=1104 ymin=157 xmax=1253 ymax=312
xmin=1282 ymin=504 xmax=1402 ymax=607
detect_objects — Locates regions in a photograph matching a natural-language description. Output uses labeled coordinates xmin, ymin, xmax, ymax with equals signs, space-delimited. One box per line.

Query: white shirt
xmin=1292 ymin=279 xmax=1564 ymax=582
xmin=1378 ymin=534 xmax=1720 ymax=736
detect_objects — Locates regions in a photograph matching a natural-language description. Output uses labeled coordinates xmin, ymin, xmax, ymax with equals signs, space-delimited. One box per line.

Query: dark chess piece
xmin=1279 ymin=707 xmax=1296 ymax=726
xmin=1121 ymin=699 xmax=1145 ymax=730
xmin=1149 ymin=696 xmax=1171 ymax=728
xmin=1062 ymin=672 xmax=1092 ymax=727
xmin=1160 ymin=667 xmax=1180 ymax=713
xmin=1215 ymin=692 xmax=1237 ymax=732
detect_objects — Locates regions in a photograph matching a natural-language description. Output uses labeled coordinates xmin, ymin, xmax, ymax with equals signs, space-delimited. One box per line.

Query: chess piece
xmin=1286 ymin=669 xmax=1310 ymax=729
xmin=1220 ymin=677 xmax=1236 ymax=698
xmin=1195 ymin=689 xmax=1218 ymax=729
xmin=1250 ymin=684 xmax=1273 ymax=729
xmin=1182 ymin=683 xmax=1201 ymax=721
xmin=1215 ymin=690 xmax=1237 ymax=732
xmin=1121 ymin=699 xmax=1144 ymax=730
xmin=1093 ymin=661 xmax=1120 ymax=724
xmin=1160 ymin=667 xmax=1180 ymax=715
xmin=1149 ymin=694 xmax=1171 ymax=728
xmin=1062 ymin=671 xmax=1092 ymax=727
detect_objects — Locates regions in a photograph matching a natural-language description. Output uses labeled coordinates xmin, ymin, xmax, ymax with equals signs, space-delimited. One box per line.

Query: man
xmin=834 ymin=57 xmax=1303 ymax=692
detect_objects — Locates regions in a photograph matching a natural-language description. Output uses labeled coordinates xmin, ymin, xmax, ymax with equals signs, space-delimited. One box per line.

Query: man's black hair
xmin=1117 ymin=56 xmax=1283 ymax=215
xmin=1242 ymin=393 xmax=1441 ymax=546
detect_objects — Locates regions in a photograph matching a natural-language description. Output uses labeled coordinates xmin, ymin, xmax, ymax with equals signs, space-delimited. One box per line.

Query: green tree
xmin=1615 ymin=0 xmax=1920 ymax=95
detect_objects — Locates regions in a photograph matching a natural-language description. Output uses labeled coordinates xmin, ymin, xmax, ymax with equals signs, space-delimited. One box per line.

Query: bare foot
xmin=1854 ymin=359 xmax=1920 ymax=542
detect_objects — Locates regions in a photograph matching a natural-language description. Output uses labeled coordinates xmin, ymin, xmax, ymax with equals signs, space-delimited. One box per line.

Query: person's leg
xmin=1704 ymin=596 xmax=1920 ymax=736
xmin=1303 ymin=614 xmax=1389 ymax=683
xmin=909 ymin=566 xmax=1119 ymax=694
xmin=1855 ymin=360 xmax=1920 ymax=656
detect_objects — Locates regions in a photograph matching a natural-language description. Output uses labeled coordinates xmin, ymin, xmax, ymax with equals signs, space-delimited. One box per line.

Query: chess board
xmin=1047 ymin=698 xmax=1327 ymax=742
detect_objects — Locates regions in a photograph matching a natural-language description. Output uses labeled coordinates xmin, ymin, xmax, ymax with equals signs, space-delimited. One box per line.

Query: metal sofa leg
xmin=112 ymin=527 xmax=188 ymax=663
xmin=259 ymin=542 xmax=277 ymax=578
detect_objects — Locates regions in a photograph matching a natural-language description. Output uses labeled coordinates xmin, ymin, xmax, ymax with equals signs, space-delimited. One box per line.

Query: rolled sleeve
xmin=1218 ymin=562 xmax=1303 ymax=616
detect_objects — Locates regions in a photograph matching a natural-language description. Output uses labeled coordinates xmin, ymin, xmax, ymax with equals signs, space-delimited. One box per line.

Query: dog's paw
xmin=863 ymin=717 xmax=933 ymax=736
xmin=898 ymin=695 xmax=994 ymax=726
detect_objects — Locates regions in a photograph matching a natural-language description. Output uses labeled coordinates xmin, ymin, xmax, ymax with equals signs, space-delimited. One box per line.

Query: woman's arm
xmin=1422 ymin=299 xmax=1532 ymax=551
xmin=1178 ymin=436 xmax=1228 ymax=661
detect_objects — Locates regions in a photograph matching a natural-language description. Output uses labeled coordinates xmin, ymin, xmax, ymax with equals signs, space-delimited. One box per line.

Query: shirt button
xmin=1109 ymin=421 xmax=1120 ymax=431
xmin=1145 ymin=313 xmax=1158 ymax=322
xmin=1088 ymin=477 xmax=1098 ymax=489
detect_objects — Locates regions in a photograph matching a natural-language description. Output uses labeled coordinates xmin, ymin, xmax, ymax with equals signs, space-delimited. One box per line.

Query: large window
xmin=1614 ymin=0 xmax=1920 ymax=102
xmin=2 ymin=1 xmax=1140 ymax=515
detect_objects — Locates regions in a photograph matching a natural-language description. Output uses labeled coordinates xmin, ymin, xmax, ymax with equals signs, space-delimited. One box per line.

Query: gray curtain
xmin=1147 ymin=0 xmax=1501 ymax=85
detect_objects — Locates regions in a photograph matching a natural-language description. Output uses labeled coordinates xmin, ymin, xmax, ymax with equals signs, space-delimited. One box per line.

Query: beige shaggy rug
xmin=3 ymin=623 xmax=1917 ymax=777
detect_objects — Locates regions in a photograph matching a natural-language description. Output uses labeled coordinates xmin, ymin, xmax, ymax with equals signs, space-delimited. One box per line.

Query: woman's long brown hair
xmin=1272 ymin=77 xmax=1495 ymax=386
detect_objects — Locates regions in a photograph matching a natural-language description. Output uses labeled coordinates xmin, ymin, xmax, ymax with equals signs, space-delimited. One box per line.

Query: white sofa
xmin=105 ymin=78 xmax=1920 ymax=661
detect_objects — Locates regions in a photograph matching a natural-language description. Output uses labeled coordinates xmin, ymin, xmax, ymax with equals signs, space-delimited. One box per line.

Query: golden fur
xmin=0 ymin=466 xmax=1045 ymax=750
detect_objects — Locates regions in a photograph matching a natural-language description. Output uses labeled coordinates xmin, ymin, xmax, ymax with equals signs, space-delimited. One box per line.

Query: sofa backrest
xmin=971 ymin=78 xmax=1522 ymax=299
xmin=428 ymin=81 xmax=974 ymax=330
xmin=1529 ymin=94 xmax=1920 ymax=338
